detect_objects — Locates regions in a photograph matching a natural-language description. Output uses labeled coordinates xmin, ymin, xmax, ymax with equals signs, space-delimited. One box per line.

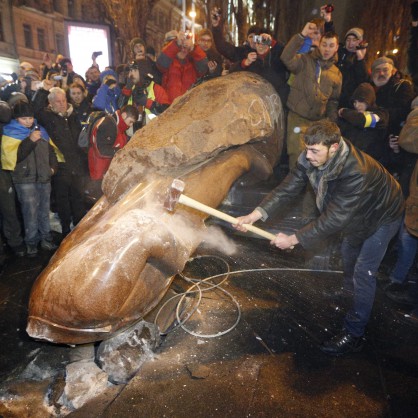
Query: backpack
xmin=78 ymin=110 xmax=108 ymax=149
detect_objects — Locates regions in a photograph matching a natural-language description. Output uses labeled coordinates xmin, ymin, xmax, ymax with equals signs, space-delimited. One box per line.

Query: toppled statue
xmin=26 ymin=72 xmax=284 ymax=344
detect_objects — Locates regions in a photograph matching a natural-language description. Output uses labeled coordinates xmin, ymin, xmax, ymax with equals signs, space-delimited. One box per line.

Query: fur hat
xmin=13 ymin=101 xmax=34 ymax=119
xmin=351 ymin=83 xmax=376 ymax=108
xmin=371 ymin=56 xmax=394 ymax=72
xmin=345 ymin=27 xmax=364 ymax=41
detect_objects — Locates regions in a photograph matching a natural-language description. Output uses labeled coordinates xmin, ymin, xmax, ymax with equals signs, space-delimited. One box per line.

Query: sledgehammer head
xmin=164 ymin=178 xmax=185 ymax=212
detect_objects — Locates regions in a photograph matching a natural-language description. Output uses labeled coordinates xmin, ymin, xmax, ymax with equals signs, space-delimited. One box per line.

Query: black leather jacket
xmin=259 ymin=139 xmax=404 ymax=248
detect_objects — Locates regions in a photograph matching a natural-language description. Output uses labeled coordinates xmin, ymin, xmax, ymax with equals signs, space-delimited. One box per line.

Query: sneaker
xmin=11 ymin=243 xmax=26 ymax=257
xmin=320 ymin=331 xmax=365 ymax=356
xmin=26 ymin=244 xmax=38 ymax=257
xmin=40 ymin=239 xmax=58 ymax=251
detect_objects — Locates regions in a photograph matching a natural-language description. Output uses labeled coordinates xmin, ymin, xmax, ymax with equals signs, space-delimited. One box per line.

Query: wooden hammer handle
xmin=178 ymin=194 xmax=276 ymax=241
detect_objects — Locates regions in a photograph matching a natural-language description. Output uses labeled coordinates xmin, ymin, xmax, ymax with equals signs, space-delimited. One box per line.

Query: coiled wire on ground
xmin=154 ymin=254 xmax=342 ymax=339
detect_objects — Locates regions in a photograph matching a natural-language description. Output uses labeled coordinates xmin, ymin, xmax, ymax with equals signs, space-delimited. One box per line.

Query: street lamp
xmin=189 ymin=2 xmax=196 ymax=42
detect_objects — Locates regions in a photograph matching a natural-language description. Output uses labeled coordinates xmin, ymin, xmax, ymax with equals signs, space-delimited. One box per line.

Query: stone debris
xmin=59 ymin=360 xmax=109 ymax=411
xmin=96 ymin=320 xmax=160 ymax=384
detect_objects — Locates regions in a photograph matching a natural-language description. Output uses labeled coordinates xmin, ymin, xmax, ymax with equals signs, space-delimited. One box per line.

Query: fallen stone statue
xmin=26 ymin=72 xmax=285 ymax=344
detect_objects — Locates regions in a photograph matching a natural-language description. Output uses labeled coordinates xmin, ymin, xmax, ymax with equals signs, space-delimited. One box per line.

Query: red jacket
xmin=157 ymin=40 xmax=208 ymax=103
xmin=88 ymin=111 xmax=129 ymax=180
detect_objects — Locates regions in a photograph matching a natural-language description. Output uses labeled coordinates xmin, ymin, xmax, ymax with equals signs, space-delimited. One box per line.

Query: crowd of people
xmin=1 ymin=4 xmax=418 ymax=354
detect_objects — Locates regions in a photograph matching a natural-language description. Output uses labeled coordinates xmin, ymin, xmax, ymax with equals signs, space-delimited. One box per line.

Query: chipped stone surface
xmin=59 ymin=360 xmax=109 ymax=411
xmin=97 ymin=321 xmax=160 ymax=384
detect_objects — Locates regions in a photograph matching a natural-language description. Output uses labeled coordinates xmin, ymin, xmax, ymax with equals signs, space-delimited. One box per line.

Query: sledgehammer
xmin=164 ymin=178 xmax=276 ymax=241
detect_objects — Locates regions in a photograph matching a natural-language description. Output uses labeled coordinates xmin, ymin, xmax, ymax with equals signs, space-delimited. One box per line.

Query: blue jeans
xmin=15 ymin=182 xmax=52 ymax=246
xmin=341 ymin=217 xmax=402 ymax=337
xmin=390 ymin=220 xmax=418 ymax=284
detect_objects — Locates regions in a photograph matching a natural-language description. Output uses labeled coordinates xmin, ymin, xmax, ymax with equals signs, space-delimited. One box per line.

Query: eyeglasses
xmin=199 ymin=38 xmax=212 ymax=44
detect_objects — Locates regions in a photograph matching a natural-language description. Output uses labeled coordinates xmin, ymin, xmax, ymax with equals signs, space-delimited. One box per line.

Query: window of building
xmin=23 ymin=24 xmax=33 ymax=48
xmin=53 ymin=0 xmax=63 ymax=14
xmin=37 ymin=28 xmax=46 ymax=51
xmin=0 ymin=13 xmax=4 ymax=42
xmin=56 ymin=33 xmax=65 ymax=55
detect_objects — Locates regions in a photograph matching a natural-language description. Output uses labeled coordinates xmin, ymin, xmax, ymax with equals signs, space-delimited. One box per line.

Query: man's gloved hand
xmin=133 ymin=88 xmax=148 ymax=106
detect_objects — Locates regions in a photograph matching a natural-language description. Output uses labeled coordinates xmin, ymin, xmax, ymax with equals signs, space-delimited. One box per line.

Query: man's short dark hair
xmin=321 ymin=31 xmax=339 ymax=43
xmin=304 ymin=120 xmax=341 ymax=147
xmin=121 ymin=104 xmax=139 ymax=120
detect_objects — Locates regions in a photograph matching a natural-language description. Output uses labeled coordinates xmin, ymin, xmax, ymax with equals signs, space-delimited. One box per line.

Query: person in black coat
xmin=234 ymin=120 xmax=404 ymax=356
xmin=32 ymin=82 xmax=88 ymax=237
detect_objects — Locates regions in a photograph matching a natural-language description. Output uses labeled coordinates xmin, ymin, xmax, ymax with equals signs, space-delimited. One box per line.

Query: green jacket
xmin=281 ymin=34 xmax=342 ymax=121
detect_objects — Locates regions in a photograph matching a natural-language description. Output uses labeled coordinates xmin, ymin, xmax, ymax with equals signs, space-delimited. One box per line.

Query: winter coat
xmin=87 ymin=110 xmax=129 ymax=180
xmin=157 ymin=41 xmax=208 ymax=103
xmin=258 ymin=139 xmax=404 ymax=249
xmin=211 ymin=25 xmax=254 ymax=63
xmin=1 ymin=119 xmax=58 ymax=183
xmin=32 ymin=88 xmax=87 ymax=176
xmin=337 ymin=46 xmax=369 ymax=108
xmin=372 ymin=74 xmax=416 ymax=135
xmin=92 ymin=84 xmax=121 ymax=114
xmin=280 ymin=34 xmax=342 ymax=121
xmin=231 ymin=40 xmax=289 ymax=105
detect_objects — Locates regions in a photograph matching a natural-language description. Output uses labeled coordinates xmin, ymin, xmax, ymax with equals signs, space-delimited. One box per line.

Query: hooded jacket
xmin=281 ymin=34 xmax=342 ymax=121
xmin=258 ymin=139 xmax=404 ymax=249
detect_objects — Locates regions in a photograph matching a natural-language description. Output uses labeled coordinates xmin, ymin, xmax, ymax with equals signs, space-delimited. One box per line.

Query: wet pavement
xmin=1 ymin=227 xmax=418 ymax=417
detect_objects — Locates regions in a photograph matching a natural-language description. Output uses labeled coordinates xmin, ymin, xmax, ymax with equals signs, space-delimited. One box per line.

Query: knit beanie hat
xmin=351 ymin=83 xmax=376 ymax=108
xmin=371 ymin=56 xmax=394 ymax=72
xmin=345 ymin=27 xmax=364 ymax=41
xmin=13 ymin=101 xmax=34 ymax=119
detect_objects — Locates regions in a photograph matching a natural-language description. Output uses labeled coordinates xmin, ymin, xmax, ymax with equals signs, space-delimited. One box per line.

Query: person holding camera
xmin=210 ymin=8 xmax=259 ymax=67
xmin=336 ymin=28 xmax=369 ymax=108
xmin=281 ymin=22 xmax=342 ymax=170
xmin=230 ymin=29 xmax=289 ymax=105
xmin=92 ymin=69 xmax=121 ymax=114
xmin=156 ymin=30 xmax=208 ymax=104
xmin=1 ymin=102 xmax=58 ymax=256
xmin=119 ymin=59 xmax=170 ymax=130
xmin=32 ymin=83 xmax=89 ymax=239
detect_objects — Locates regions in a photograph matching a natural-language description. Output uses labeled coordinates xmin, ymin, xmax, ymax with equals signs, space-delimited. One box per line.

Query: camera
xmin=32 ymin=125 xmax=40 ymax=131
xmin=92 ymin=51 xmax=103 ymax=59
xmin=53 ymin=75 xmax=63 ymax=81
xmin=253 ymin=35 xmax=272 ymax=46
xmin=356 ymin=41 xmax=368 ymax=50
xmin=212 ymin=7 xmax=221 ymax=20
xmin=61 ymin=64 xmax=68 ymax=77
xmin=324 ymin=4 xmax=334 ymax=13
